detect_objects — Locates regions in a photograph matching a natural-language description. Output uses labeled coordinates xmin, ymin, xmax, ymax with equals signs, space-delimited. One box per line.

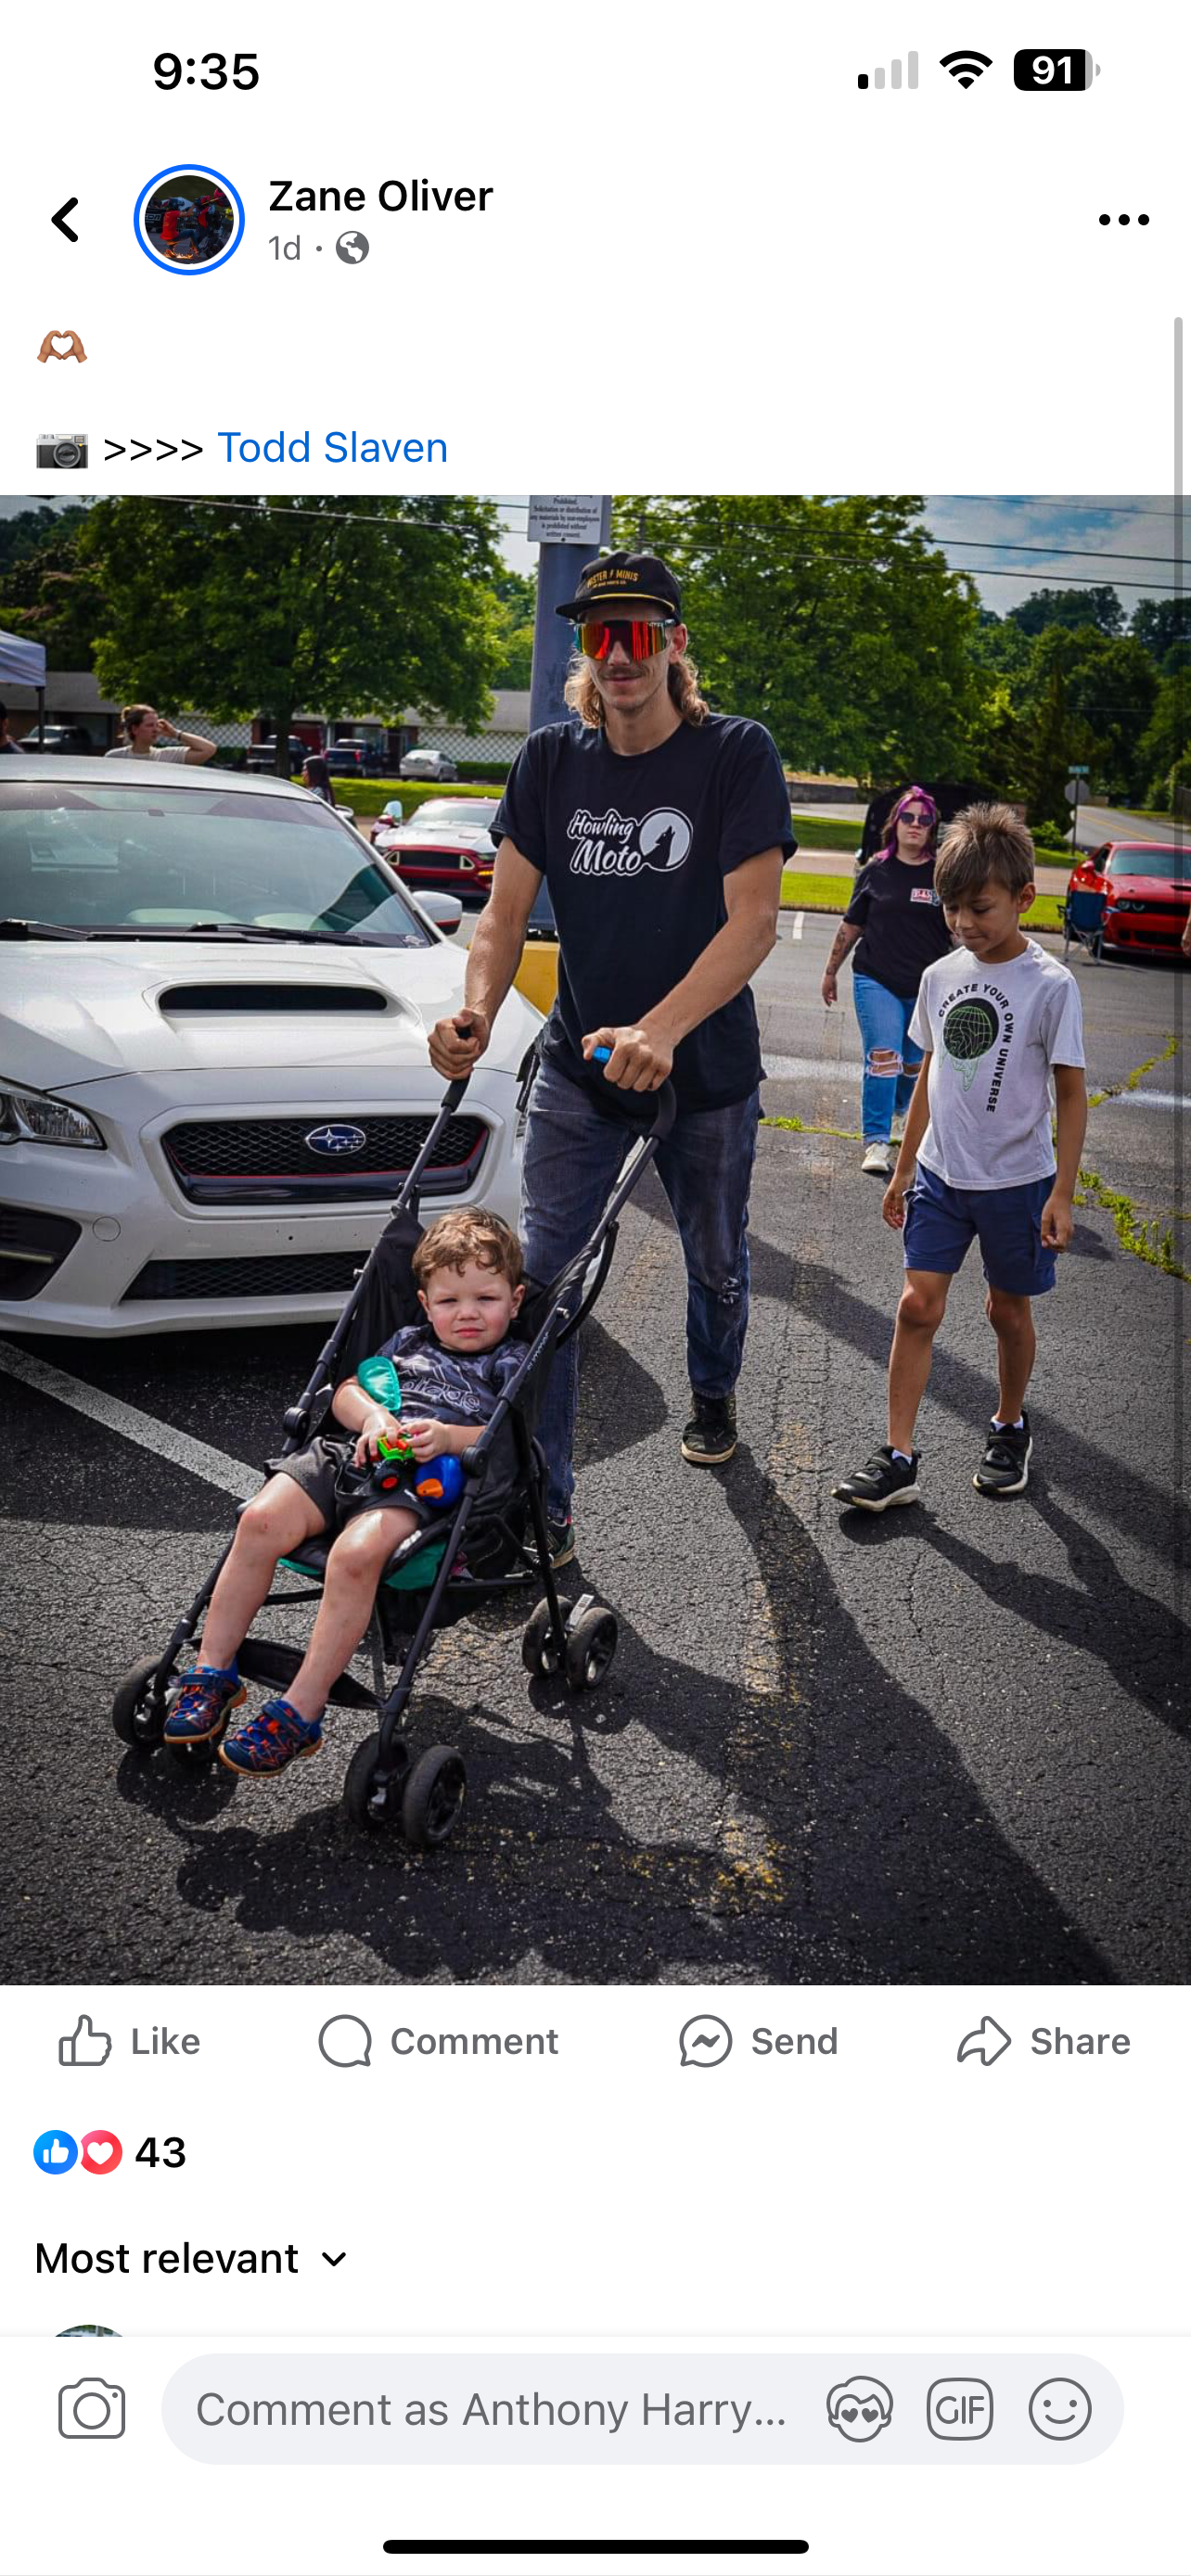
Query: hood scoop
xmin=159 ymin=982 xmax=390 ymax=1016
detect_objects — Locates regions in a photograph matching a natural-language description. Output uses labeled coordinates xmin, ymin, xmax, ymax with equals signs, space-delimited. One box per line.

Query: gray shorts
xmin=267 ymin=1434 xmax=432 ymax=1537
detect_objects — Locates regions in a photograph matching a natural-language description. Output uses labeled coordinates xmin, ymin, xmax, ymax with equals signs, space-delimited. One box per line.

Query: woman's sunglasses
xmin=574 ymin=618 xmax=674 ymax=663
xmin=898 ymin=810 xmax=933 ymax=827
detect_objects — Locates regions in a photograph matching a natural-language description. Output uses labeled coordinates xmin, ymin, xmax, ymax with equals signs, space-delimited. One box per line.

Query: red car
xmin=1068 ymin=839 xmax=1190 ymax=959
xmin=372 ymin=797 xmax=499 ymax=905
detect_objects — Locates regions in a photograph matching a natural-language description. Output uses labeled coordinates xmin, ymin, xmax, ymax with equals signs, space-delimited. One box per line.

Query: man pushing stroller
xmin=164 ymin=1212 xmax=526 ymax=1777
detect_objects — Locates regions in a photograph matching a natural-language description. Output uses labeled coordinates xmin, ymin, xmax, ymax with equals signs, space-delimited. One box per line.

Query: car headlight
xmin=0 ymin=1079 xmax=106 ymax=1149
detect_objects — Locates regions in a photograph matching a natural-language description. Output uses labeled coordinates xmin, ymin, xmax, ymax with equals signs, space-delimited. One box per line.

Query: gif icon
xmin=928 ymin=2378 xmax=993 ymax=2440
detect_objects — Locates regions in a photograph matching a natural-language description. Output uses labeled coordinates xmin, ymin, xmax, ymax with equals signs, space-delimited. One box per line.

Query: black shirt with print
xmin=493 ymin=715 xmax=795 ymax=1111
xmin=844 ymin=855 xmax=954 ymax=1001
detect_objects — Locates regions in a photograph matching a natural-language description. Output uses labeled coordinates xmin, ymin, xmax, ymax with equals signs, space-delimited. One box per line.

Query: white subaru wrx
xmin=0 ymin=761 xmax=540 ymax=1337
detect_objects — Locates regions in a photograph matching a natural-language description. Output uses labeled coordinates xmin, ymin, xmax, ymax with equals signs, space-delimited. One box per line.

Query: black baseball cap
xmin=556 ymin=550 xmax=683 ymax=624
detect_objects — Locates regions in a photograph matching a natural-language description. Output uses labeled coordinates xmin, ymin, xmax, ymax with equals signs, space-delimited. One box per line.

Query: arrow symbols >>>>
xmin=103 ymin=439 xmax=203 ymax=463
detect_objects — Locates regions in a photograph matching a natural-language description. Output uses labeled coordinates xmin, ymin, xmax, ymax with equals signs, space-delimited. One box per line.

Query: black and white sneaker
xmin=974 ymin=1412 xmax=1032 ymax=1497
xmin=681 ymin=1391 xmax=737 ymax=1466
xmin=831 ymin=1444 xmax=921 ymax=1511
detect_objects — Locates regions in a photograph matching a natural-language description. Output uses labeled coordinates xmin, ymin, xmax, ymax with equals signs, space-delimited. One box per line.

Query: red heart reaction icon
xmin=80 ymin=2130 xmax=122 ymax=2175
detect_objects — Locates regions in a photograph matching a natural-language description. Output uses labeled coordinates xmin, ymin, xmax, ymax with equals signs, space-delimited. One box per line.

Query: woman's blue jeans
xmin=852 ymin=972 xmax=923 ymax=1141
xmin=520 ymin=1057 xmax=759 ymax=1523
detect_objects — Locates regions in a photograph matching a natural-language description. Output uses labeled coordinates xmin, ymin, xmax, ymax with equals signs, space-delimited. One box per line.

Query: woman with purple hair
xmin=821 ymin=787 xmax=954 ymax=1175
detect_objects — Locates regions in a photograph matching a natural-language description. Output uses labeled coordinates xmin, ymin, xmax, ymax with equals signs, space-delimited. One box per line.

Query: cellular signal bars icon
xmin=857 ymin=53 xmax=918 ymax=90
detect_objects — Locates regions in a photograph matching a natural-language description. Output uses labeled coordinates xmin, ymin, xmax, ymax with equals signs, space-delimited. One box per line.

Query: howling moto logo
xmin=567 ymin=806 xmax=694 ymax=878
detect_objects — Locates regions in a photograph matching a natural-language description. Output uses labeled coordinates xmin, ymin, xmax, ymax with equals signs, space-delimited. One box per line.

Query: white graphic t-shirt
xmin=909 ymin=938 xmax=1085 ymax=1190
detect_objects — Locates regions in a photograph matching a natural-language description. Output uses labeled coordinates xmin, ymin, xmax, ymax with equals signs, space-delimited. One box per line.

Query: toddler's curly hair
xmin=413 ymin=1207 xmax=524 ymax=1291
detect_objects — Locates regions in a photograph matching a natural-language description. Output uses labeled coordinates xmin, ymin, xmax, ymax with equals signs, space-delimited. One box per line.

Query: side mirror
xmin=416 ymin=890 xmax=464 ymax=936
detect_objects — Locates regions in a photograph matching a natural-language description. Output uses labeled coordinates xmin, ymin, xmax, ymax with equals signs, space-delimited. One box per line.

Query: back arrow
xmin=52 ymin=198 xmax=80 ymax=243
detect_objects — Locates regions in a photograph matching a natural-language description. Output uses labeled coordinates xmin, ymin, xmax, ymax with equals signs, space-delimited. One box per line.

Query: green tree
xmin=1138 ymin=668 xmax=1190 ymax=801
xmin=490 ymin=566 xmax=536 ymax=689
xmin=1029 ymin=625 xmax=1159 ymax=801
xmin=1131 ymin=596 xmax=1191 ymax=662
xmin=76 ymin=496 xmax=506 ymax=772
xmin=0 ymin=505 xmax=102 ymax=666
xmin=1008 ymin=583 xmax=1123 ymax=637
xmin=611 ymin=495 xmax=981 ymax=778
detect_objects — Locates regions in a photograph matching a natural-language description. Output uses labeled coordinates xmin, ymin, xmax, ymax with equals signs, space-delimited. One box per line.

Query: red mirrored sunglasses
xmin=574 ymin=617 xmax=674 ymax=663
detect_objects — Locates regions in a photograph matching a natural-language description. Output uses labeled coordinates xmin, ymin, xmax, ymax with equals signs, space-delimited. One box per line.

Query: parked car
xmin=399 ymin=747 xmax=458 ymax=782
xmin=373 ymin=797 xmax=500 ymax=904
xmin=1066 ymin=840 xmax=1190 ymax=959
xmin=0 ymin=759 xmax=542 ymax=1336
xmin=854 ymin=781 xmax=989 ymax=869
xmin=18 ymin=725 xmax=96 ymax=756
xmin=325 ymin=737 xmax=389 ymax=778
xmin=246 ymin=736 xmax=310 ymax=773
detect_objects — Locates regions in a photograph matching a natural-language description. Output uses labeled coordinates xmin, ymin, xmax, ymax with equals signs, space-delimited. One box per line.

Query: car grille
xmin=161 ymin=1113 xmax=488 ymax=1205
xmin=123 ymin=1251 xmax=365 ymax=1303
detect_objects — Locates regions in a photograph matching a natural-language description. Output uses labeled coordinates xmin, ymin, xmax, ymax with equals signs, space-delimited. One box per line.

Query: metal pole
xmin=525 ymin=500 xmax=612 ymax=934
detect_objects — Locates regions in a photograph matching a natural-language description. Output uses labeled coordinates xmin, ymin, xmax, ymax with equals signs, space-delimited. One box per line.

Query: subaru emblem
xmin=305 ymin=1123 xmax=367 ymax=1157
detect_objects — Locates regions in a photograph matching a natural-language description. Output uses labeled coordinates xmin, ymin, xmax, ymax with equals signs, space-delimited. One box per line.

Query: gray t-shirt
xmin=103 ymin=742 xmax=187 ymax=760
xmin=909 ymin=938 xmax=1084 ymax=1190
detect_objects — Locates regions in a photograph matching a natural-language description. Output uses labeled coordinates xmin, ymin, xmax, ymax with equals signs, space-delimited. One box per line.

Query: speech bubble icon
xmin=678 ymin=2013 xmax=733 ymax=2069
xmin=318 ymin=2015 xmax=372 ymax=2070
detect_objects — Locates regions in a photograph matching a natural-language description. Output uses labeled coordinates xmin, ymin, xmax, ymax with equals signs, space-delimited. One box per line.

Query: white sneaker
xmin=862 ymin=1141 xmax=891 ymax=1176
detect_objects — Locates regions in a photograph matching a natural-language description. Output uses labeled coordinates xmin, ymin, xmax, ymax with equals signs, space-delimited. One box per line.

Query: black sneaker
xmin=681 ymin=1391 xmax=737 ymax=1466
xmin=832 ymin=1444 xmax=921 ymax=1511
xmin=974 ymin=1412 xmax=1031 ymax=1498
xmin=547 ymin=1516 xmax=576 ymax=1568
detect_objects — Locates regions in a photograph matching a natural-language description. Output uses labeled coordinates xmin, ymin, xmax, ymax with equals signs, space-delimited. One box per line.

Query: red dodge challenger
xmin=1067 ymin=839 xmax=1190 ymax=959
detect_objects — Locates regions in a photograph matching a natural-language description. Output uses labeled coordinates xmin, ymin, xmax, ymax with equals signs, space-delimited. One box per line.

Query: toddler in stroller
xmin=111 ymin=1070 xmax=673 ymax=1846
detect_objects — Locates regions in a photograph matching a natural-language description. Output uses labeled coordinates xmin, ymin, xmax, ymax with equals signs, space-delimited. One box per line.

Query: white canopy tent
xmin=0 ymin=630 xmax=46 ymax=742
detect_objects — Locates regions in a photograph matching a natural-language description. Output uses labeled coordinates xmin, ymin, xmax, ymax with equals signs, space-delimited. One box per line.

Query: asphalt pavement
xmin=3 ymin=921 xmax=1188 ymax=1987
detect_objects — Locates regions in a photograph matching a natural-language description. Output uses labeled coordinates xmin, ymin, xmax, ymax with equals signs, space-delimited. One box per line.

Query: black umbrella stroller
xmin=110 ymin=1066 xmax=676 ymax=1847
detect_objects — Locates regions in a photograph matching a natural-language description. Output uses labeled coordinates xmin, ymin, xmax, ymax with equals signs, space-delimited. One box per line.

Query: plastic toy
xmin=357 ymin=1351 xmax=466 ymax=1509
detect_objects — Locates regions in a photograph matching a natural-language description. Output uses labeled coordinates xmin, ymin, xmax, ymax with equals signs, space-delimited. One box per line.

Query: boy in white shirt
xmin=833 ymin=804 xmax=1087 ymax=1510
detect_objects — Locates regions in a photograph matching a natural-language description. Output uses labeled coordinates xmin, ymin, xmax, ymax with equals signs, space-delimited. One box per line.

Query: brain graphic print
xmin=941 ymin=997 xmax=1000 ymax=1091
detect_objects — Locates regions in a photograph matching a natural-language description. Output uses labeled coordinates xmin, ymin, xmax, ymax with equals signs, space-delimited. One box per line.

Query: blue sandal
xmin=163 ymin=1664 xmax=246 ymax=1746
xmin=218 ymin=1696 xmax=324 ymax=1777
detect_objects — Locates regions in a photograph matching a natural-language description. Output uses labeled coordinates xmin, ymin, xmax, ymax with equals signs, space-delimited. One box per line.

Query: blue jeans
xmin=520 ymin=1057 xmax=760 ymax=1522
xmin=852 ymin=972 xmax=923 ymax=1142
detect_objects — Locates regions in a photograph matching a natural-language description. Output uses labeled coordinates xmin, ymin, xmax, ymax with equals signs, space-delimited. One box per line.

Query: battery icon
xmin=1013 ymin=49 xmax=1099 ymax=88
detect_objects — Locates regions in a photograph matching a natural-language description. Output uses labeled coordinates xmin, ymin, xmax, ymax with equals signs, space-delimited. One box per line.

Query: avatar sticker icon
xmin=1029 ymin=2377 xmax=1092 ymax=2441
xmin=826 ymin=2375 xmax=893 ymax=2442
xmin=134 ymin=165 xmax=244 ymax=274
xmin=941 ymin=995 xmax=1000 ymax=1092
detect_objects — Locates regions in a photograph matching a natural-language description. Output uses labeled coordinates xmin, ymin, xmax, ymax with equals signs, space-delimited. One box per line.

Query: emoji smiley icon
xmin=1029 ymin=2377 xmax=1092 ymax=2441
xmin=826 ymin=2375 xmax=893 ymax=2442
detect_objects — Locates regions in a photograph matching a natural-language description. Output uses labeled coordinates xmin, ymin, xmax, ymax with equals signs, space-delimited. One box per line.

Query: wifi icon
xmin=941 ymin=48 xmax=992 ymax=87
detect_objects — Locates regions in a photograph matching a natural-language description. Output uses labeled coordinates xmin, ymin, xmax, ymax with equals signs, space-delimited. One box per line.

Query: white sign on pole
xmin=527 ymin=496 xmax=606 ymax=547
xmin=1064 ymin=776 xmax=1094 ymax=806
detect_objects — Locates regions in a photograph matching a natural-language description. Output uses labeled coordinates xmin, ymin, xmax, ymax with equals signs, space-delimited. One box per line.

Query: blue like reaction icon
xmin=34 ymin=2130 xmax=79 ymax=2174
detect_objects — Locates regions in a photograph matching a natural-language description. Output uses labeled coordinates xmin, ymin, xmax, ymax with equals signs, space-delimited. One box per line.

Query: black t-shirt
xmin=844 ymin=855 xmax=954 ymax=1001
xmin=493 ymin=715 xmax=795 ymax=1111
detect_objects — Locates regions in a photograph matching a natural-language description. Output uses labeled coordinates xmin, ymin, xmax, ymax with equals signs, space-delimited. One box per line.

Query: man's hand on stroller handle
xmin=429 ymin=1007 xmax=492 ymax=1077
xmin=583 ymin=1021 xmax=673 ymax=1092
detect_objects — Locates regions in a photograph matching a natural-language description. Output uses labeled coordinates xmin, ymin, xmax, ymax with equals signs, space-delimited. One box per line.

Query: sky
xmin=3 ymin=492 xmax=1185 ymax=618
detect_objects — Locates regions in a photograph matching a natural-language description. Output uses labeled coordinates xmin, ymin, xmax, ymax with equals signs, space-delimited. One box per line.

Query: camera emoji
xmin=58 ymin=2377 xmax=125 ymax=2438
xmin=35 ymin=433 xmax=88 ymax=470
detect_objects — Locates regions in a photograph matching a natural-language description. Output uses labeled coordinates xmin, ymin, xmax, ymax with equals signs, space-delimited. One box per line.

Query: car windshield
xmin=407 ymin=800 xmax=498 ymax=830
xmin=1106 ymin=844 xmax=1190 ymax=880
xmin=0 ymin=780 xmax=434 ymax=943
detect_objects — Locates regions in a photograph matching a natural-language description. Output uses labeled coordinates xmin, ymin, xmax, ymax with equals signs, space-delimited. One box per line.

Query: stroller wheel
xmin=521 ymin=1598 xmax=564 ymax=1679
xmin=564 ymin=1606 xmax=619 ymax=1691
xmin=111 ymin=1656 xmax=169 ymax=1751
xmin=402 ymin=1746 xmax=467 ymax=1851
xmin=342 ymin=1732 xmax=407 ymax=1833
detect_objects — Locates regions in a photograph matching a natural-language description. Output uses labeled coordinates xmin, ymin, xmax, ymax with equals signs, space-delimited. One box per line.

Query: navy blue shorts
xmin=903 ymin=1164 xmax=1057 ymax=1297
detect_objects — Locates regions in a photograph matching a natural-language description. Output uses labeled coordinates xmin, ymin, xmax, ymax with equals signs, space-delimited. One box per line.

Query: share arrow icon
xmin=957 ymin=2014 xmax=1012 ymax=2066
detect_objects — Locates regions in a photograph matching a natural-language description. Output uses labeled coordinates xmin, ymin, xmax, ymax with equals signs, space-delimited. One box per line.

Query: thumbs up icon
xmin=59 ymin=2015 xmax=112 ymax=2068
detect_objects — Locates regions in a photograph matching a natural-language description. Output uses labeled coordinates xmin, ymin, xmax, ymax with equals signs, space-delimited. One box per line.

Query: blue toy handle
xmin=592 ymin=1044 xmax=612 ymax=1063
xmin=414 ymin=1453 xmax=466 ymax=1510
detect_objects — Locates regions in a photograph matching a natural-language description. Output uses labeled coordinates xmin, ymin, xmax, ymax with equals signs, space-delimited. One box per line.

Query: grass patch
xmin=778 ymin=868 xmax=1065 ymax=932
xmin=788 ymin=812 xmax=863 ymax=854
xmin=1076 ymin=1167 xmax=1190 ymax=1281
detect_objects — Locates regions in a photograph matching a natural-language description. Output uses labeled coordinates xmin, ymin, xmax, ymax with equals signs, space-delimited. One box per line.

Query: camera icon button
xmin=58 ymin=2378 xmax=125 ymax=2439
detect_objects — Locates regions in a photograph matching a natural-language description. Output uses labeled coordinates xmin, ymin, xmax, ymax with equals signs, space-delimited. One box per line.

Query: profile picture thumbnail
xmin=134 ymin=164 xmax=243 ymax=273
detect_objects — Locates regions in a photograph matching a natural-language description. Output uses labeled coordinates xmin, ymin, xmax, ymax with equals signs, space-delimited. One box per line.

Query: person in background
xmin=302 ymin=754 xmax=336 ymax=804
xmin=104 ymin=706 xmax=216 ymax=765
xmin=0 ymin=704 xmax=18 ymax=754
xmin=821 ymin=786 xmax=954 ymax=1177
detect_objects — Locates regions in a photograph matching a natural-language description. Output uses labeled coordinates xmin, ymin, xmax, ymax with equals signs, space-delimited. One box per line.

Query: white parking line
xmin=0 ymin=1338 xmax=257 ymax=1500
xmin=788 ymin=911 xmax=804 ymax=940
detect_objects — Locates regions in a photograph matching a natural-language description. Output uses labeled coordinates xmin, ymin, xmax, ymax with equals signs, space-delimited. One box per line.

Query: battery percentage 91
xmin=1013 ymin=49 xmax=1099 ymax=88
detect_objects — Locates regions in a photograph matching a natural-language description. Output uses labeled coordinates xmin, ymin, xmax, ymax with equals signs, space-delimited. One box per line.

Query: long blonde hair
xmin=563 ymin=648 xmax=709 ymax=729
